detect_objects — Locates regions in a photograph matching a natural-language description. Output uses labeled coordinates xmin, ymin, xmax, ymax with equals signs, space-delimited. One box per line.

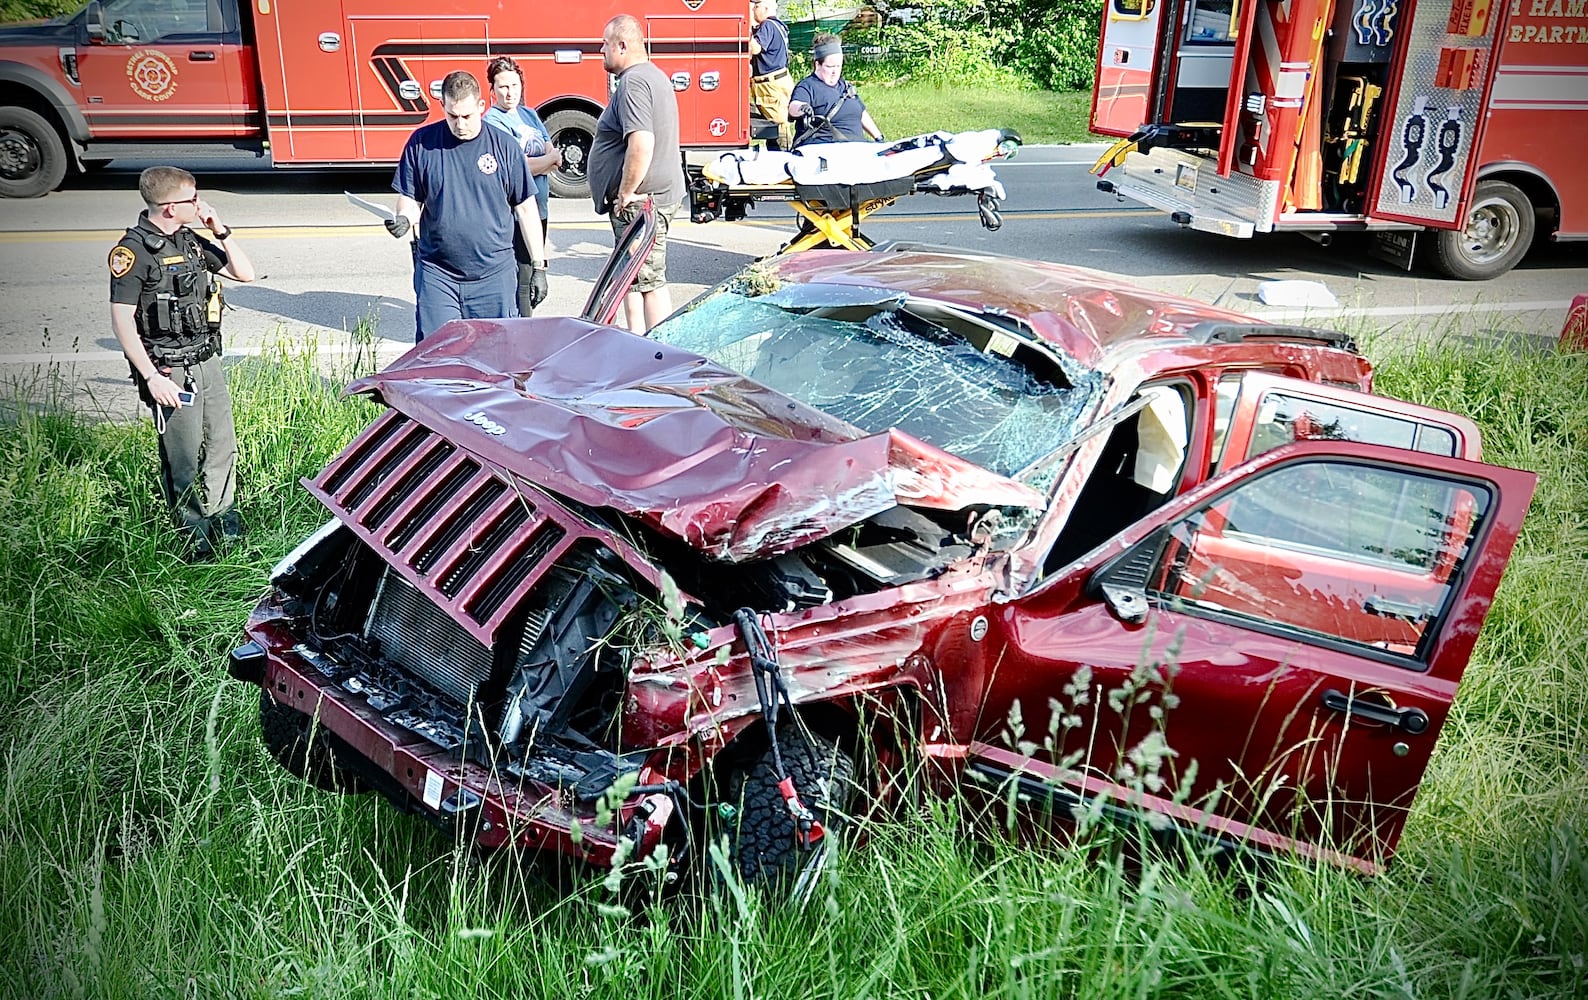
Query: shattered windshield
xmin=650 ymin=283 xmax=1103 ymax=479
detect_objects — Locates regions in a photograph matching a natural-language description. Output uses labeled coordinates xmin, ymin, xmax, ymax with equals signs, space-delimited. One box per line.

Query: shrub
xmin=989 ymin=0 xmax=1105 ymax=92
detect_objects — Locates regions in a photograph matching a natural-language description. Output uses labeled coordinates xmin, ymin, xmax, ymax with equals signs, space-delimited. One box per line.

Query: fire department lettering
xmin=126 ymin=49 xmax=178 ymax=102
xmin=108 ymin=246 xmax=136 ymax=278
xmin=1507 ymin=0 xmax=1588 ymax=41
xmin=477 ymin=153 xmax=499 ymax=175
xmin=1515 ymin=0 xmax=1587 ymax=15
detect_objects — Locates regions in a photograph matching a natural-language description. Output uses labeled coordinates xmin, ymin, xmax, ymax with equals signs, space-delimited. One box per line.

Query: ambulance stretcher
xmin=687 ymin=128 xmax=1022 ymax=253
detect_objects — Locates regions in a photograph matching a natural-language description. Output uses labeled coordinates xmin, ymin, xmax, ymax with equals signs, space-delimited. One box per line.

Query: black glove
xmin=529 ymin=266 xmax=548 ymax=308
xmin=384 ymin=215 xmax=410 ymax=238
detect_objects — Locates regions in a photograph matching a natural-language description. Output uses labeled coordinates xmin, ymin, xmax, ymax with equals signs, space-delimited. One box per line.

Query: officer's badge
xmin=477 ymin=153 xmax=499 ymax=175
xmin=108 ymin=245 xmax=137 ymax=278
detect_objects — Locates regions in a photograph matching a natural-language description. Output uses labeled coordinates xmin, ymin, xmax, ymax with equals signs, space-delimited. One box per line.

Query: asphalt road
xmin=1 ymin=145 xmax=1582 ymax=419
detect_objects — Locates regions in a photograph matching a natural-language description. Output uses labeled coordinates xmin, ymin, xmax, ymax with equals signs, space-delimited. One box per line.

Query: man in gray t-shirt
xmin=590 ymin=14 xmax=685 ymax=333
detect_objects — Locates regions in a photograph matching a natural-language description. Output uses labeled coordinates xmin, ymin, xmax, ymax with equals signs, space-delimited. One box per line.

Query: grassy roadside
xmin=859 ymin=84 xmax=1098 ymax=145
xmin=0 ymin=328 xmax=1584 ymax=998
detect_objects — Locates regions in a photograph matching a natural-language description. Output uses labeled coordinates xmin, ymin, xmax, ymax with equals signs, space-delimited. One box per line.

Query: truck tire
xmin=721 ymin=726 xmax=855 ymax=892
xmin=0 ymin=106 xmax=68 ymax=199
xmin=544 ymin=108 xmax=597 ymax=201
xmin=258 ymin=690 xmax=367 ymax=794
xmin=1428 ymin=179 xmax=1535 ymax=280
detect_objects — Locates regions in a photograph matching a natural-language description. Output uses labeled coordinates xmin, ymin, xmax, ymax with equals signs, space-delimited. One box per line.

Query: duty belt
xmin=152 ymin=334 xmax=220 ymax=368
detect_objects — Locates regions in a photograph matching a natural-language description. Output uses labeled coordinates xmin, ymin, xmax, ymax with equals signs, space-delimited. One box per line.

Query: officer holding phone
xmin=109 ymin=166 xmax=255 ymax=560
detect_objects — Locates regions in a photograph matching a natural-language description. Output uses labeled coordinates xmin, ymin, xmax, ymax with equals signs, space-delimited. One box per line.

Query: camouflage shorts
xmin=611 ymin=201 xmax=676 ymax=293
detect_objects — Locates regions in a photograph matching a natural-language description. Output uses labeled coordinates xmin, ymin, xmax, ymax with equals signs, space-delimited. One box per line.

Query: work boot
xmin=216 ymin=509 xmax=245 ymax=542
xmin=180 ymin=523 xmax=217 ymax=563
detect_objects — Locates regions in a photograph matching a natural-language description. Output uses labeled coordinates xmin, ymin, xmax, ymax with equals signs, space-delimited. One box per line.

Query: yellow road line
xmin=0 ymin=208 xmax=1153 ymax=244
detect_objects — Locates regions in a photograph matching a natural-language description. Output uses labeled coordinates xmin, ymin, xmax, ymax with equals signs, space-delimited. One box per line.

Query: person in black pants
xmin=108 ymin=166 xmax=256 ymax=559
xmin=749 ymin=0 xmax=793 ymax=149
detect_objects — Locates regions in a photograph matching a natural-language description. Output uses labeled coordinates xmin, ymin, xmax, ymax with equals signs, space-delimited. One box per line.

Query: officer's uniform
xmin=109 ymin=212 xmax=239 ymax=550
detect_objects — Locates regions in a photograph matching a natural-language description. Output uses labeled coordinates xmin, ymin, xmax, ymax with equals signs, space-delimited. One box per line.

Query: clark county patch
xmin=477 ymin=153 xmax=499 ymax=175
xmin=108 ymin=246 xmax=137 ymax=278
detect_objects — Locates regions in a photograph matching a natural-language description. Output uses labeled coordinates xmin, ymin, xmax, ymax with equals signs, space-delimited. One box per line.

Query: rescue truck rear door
xmin=1366 ymin=0 xmax=1504 ymax=230
xmin=349 ymin=14 xmax=490 ymax=161
xmin=1092 ymin=0 xmax=1171 ymax=136
xmin=646 ymin=14 xmax=749 ymax=146
xmin=250 ymin=0 xmax=362 ymax=162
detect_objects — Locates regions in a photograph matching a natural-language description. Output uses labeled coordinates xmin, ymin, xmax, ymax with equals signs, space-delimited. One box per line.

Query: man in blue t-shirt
xmin=749 ymin=0 xmax=793 ymax=149
xmin=788 ymin=32 xmax=884 ymax=146
xmin=388 ymin=71 xmax=545 ymax=341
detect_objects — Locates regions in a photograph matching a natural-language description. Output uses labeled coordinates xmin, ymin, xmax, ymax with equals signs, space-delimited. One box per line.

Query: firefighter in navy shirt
xmin=108 ymin=166 xmax=256 ymax=560
xmin=388 ymin=71 xmax=546 ymax=341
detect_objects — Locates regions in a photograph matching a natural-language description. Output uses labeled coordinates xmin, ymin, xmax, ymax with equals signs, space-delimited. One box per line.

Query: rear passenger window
xmin=1149 ymin=459 xmax=1491 ymax=659
xmin=1247 ymin=393 xmax=1461 ymax=462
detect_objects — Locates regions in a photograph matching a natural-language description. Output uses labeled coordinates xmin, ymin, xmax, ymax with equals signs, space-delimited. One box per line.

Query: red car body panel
xmin=234 ymin=246 xmax=1535 ymax=878
xmin=941 ymin=442 xmax=1535 ymax=861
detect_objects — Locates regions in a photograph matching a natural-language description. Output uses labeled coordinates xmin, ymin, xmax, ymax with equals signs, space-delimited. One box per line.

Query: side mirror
xmin=1086 ymin=530 xmax=1162 ymax=625
xmin=1099 ymin=582 xmax=1149 ymax=624
xmin=85 ymin=1 xmax=104 ymax=42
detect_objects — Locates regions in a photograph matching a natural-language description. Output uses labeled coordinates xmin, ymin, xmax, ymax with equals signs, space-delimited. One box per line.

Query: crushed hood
xmin=346 ymin=317 xmax=1044 ymax=562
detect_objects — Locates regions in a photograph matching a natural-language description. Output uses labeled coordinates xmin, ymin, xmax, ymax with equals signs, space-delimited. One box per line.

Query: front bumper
xmin=234 ymin=617 xmax=676 ymax=869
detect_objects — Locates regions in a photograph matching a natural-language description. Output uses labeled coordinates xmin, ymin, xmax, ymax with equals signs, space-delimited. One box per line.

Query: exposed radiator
xmin=364 ymin=568 xmax=493 ymax=706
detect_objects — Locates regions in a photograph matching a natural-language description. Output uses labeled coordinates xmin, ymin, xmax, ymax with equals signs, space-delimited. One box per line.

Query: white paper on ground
xmin=1257 ymin=279 xmax=1339 ymax=308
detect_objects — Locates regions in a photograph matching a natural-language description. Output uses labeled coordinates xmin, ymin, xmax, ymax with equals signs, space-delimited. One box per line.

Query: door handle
xmin=188 ymin=50 xmax=216 ymax=61
xmin=1321 ymin=688 xmax=1429 ymax=735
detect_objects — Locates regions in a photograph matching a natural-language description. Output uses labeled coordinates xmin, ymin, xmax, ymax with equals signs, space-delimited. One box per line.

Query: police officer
xmin=109 ymin=166 xmax=255 ymax=560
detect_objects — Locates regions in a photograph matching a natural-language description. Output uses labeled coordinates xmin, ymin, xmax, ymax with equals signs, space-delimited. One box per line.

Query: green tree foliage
xmin=988 ymin=0 xmax=1106 ymax=91
xmin=845 ymin=0 xmax=1104 ymax=91
xmin=0 ymin=0 xmax=79 ymax=23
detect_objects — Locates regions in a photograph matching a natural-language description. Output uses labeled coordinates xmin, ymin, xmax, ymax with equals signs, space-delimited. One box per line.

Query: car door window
xmin=1149 ymin=458 xmax=1492 ymax=659
xmin=1245 ymin=392 xmax=1459 ymax=462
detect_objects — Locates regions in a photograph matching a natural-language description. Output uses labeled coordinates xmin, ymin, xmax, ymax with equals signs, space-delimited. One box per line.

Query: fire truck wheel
xmin=258 ymin=690 xmax=368 ymax=794
xmin=1430 ymin=179 xmax=1535 ymax=280
xmin=720 ymin=725 xmax=855 ymax=894
xmin=0 ymin=107 xmax=68 ymax=199
xmin=544 ymin=108 xmax=597 ymax=201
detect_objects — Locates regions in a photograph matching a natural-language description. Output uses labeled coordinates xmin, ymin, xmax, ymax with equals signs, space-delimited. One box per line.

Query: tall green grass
xmin=1 ymin=327 xmax=1584 ymax=998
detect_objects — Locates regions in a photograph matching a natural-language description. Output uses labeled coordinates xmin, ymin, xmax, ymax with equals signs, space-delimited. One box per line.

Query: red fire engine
xmin=0 ymin=0 xmax=748 ymax=199
xmin=1090 ymin=0 xmax=1587 ymax=278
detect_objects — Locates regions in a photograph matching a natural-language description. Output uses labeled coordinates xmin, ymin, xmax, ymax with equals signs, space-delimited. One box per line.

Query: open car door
xmin=952 ymin=441 xmax=1534 ymax=871
xmin=581 ymin=205 xmax=660 ymax=327
xmin=1091 ymin=0 xmax=1172 ymax=137
xmin=1213 ymin=371 xmax=1484 ymax=472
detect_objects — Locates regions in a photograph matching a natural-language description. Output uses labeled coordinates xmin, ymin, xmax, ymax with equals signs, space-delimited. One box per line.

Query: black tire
xmin=0 ymin=106 xmax=69 ymax=199
xmin=1428 ymin=179 xmax=1536 ymax=280
xmin=722 ymin=726 xmax=855 ymax=891
xmin=258 ymin=690 xmax=368 ymax=794
xmin=543 ymin=108 xmax=598 ymax=201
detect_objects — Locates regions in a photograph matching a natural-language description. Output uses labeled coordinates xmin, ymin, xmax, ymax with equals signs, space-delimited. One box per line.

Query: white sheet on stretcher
xmin=701 ymin=128 xmax=1010 ymax=200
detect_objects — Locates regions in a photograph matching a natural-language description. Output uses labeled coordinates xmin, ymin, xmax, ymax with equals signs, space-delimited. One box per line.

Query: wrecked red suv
xmin=230 ymin=231 xmax=1535 ymax=887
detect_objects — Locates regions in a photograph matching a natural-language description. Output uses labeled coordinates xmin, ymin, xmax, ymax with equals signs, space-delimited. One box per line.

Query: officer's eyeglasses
xmin=159 ymin=194 xmax=200 ymax=207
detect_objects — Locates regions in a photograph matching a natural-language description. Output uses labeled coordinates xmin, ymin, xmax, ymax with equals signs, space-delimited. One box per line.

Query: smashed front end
xmin=229 ymin=315 xmax=1060 ymax=876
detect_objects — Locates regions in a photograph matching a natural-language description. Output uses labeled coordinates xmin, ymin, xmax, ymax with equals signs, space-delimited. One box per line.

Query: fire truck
xmin=1090 ymin=0 xmax=1587 ymax=278
xmin=0 ymin=0 xmax=748 ymax=199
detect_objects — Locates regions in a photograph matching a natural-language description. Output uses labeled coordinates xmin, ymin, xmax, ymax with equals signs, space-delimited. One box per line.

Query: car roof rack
xmin=1185 ymin=321 xmax=1357 ymax=354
